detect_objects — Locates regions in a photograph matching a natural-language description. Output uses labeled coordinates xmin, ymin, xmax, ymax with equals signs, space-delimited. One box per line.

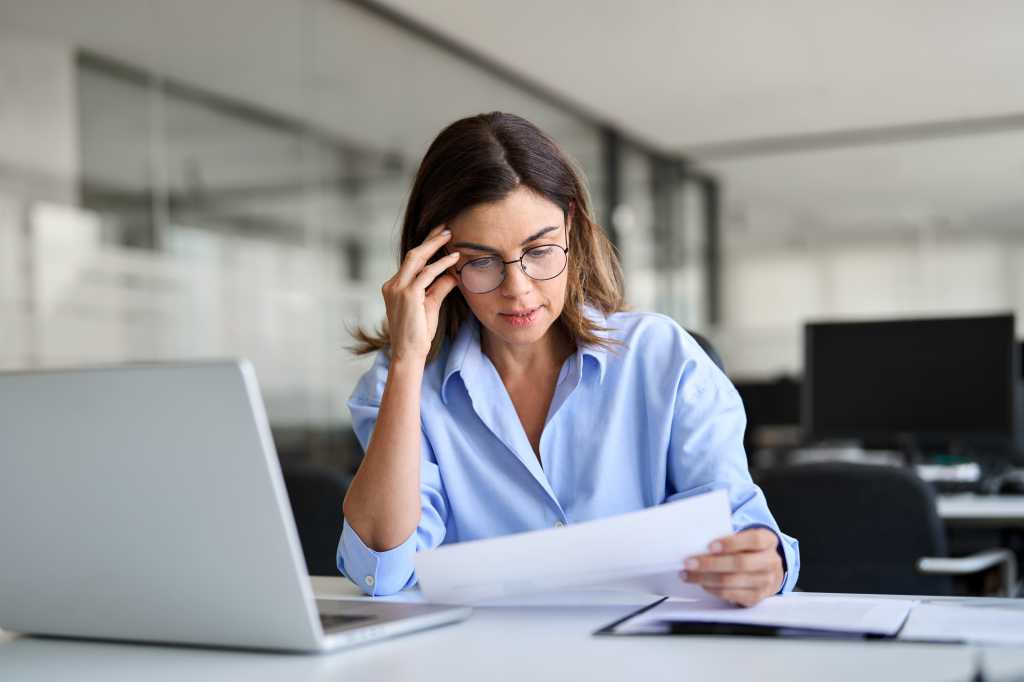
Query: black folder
xmin=594 ymin=597 xmax=897 ymax=641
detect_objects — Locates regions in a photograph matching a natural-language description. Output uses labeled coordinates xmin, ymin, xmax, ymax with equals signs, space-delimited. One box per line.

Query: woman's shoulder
xmin=602 ymin=310 xmax=724 ymax=396
xmin=605 ymin=310 xmax=696 ymax=353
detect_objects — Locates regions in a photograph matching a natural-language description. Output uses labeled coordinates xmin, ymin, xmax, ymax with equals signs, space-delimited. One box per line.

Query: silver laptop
xmin=0 ymin=360 xmax=470 ymax=652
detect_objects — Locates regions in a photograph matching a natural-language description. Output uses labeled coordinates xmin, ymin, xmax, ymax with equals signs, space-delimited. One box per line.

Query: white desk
xmin=938 ymin=494 xmax=1024 ymax=527
xmin=3 ymin=579 xmax=1024 ymax=682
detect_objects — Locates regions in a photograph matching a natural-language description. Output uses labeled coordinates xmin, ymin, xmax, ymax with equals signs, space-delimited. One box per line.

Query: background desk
xmin=3 ymin=579 xmax=1024 ymax=682
xmin=938 ymin=494 xmax=1024 ymax=527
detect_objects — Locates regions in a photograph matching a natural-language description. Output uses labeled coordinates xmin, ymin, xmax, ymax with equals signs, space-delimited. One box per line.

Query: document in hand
xmin=602 ymin=593 xmax=917 ymax=638
xmin=414 ymin=489 xmax=733 ymax=605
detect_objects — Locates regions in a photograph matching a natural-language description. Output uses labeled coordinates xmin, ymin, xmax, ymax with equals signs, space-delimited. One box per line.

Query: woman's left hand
xmin=681 ymin=527 xmax=783 ymax=607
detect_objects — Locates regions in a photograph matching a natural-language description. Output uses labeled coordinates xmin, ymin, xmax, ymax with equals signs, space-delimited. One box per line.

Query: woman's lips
xmin=499 ymin=306 xmax=541 ymax=328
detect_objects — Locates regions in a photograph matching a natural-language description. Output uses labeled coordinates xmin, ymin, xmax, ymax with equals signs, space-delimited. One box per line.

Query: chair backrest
xmin=280 ymin=462 xmax=351 ymax=576
xmin=756 ymin=462 xmax=951 ymax=595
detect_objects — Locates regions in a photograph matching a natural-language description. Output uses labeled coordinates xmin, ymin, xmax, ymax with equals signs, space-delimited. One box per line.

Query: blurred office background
xmin=2 ymin=1 xmax=1024 ymax=585
xmin=0 ymin=0 xmax=714 ymax=470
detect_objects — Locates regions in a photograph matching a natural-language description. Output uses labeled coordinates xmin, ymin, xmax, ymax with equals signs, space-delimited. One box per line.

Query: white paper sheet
xmin=414 ymin=489 xmax=733 ymax=605
xmin=899 ymin=604 xmax=1024 ymax=645
xmin=614 ymin=593 xmax=917 ymax=636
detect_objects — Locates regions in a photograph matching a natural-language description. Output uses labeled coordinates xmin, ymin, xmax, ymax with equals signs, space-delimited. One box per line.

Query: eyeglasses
xmin=449 ymin=229 xmax=569 ymax=294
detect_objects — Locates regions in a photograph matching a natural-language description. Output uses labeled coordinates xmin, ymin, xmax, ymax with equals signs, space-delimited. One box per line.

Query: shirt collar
xmin=441 ymin=315 xmax=480 ymax=405
xmin=439 ymin=305 xmax=610 ymax=404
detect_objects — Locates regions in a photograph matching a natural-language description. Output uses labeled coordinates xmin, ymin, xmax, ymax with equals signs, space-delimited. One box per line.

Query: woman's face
xmin=447 ymin=187 xmax=570 ymax=351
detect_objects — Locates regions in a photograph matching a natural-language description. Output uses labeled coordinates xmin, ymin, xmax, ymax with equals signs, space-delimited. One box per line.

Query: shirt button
xmin=554 ymin=521 xmax=565 ymax=528
xmin=364 ymin=575 xmax=375 ymax=587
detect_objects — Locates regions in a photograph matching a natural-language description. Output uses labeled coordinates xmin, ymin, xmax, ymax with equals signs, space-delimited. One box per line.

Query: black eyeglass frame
xmin=446 ymin=226 xmax=570 ymax=294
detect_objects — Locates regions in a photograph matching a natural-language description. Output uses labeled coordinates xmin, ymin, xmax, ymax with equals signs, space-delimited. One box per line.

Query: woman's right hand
xmin=381 ymin=224 xmax=461 ymax=364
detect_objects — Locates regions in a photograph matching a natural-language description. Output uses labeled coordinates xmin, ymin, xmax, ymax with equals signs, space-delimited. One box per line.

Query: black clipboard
xmin=593 ymin=597 xmax=897 ymax=641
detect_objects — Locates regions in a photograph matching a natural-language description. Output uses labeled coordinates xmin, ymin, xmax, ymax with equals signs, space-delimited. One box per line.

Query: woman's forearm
xmin=342 ymin=358 xmax=426 ymax=551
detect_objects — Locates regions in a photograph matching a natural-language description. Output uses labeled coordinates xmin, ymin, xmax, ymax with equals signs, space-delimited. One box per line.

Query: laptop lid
xmin=0 ymin=360 xmax=325 ymax=651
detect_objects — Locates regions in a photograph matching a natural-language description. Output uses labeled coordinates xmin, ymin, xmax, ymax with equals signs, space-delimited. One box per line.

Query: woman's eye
xmin=526 ymin=247 xmax=554 ymax=259
xmin=467 ymin=257 xmax=499 ymax=270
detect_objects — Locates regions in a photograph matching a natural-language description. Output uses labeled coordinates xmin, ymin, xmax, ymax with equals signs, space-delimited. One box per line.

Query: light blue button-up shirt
xmin=337 ymin=307 xmax=800 ymax=596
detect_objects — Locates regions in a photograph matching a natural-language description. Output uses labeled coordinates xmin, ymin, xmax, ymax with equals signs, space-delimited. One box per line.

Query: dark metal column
xmin=699 ymin=175 xmax=721 ymax=326
xmin=601 ymin=127 xmax=622 ymax=249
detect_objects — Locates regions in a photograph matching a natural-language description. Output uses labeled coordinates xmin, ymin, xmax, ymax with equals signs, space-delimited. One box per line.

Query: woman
xmin=339 ymin=112 xmax=799 ymax=606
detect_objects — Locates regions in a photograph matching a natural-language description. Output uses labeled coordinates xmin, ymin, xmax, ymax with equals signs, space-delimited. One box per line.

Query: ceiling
xmin=376 ymin=0 xmax=1024 ymax=151
xmin=375 ymin=0 xmax=1024 ymax=238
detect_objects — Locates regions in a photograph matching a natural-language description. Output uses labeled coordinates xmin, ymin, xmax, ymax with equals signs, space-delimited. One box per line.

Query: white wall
xmin=0 ymin=32 xmax=77 ymax=370
xmin=707 ymin=129 xmax=1024 ymax=379
xmin=0 ymin=32 xmax=78 ymax=204
xmin=715 ymin=234 xmax=1024 ymax=378
xmin=5 ymin=199 xmax=380 ymax=426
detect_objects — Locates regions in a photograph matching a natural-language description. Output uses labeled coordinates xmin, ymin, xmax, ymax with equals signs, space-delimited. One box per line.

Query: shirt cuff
xmin=740 ymin=523 xmax=800 ymax=595
xmin=337 ymin=520 xmax=419 ymax=596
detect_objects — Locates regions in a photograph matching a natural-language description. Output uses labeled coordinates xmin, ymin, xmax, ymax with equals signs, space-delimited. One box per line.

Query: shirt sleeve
xmin=664 ymin=337 xmax=800 ymax=594
xmin=336 ymin=352 xmax=450 ymax=596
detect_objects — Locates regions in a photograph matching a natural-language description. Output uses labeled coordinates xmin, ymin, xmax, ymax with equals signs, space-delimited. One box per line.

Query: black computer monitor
xmin=803 ymin=315 xmax=1017 ymax=445
xmin=735 ymin=378 xmax=801 ymax=427
xmin=734 ymin=377 xmax=802 ymax=460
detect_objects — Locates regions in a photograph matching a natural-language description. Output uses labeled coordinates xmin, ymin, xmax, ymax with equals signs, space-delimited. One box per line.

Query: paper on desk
xmin=899 ymin=603 xmax=1024 ymax=645
xmin=414 ymin=489 xmax=733 ymax=605
xmin=614 ymin=593 xmax=916 ymax=637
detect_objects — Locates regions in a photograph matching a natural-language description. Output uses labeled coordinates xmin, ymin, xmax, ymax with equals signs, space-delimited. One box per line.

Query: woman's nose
xmin=499 ymin=262 xmax=532 ymax=298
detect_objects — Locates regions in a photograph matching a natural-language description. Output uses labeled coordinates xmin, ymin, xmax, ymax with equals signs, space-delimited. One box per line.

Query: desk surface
xmin=3 ymin=579 xmax=1024 ymax=682
xmin=937 ymin=494 xmax=1024 ymax=525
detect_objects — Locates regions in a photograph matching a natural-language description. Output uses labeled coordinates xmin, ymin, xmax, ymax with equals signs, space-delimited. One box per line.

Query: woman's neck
xmin=480 ymin=323 xmax=575 ymax=383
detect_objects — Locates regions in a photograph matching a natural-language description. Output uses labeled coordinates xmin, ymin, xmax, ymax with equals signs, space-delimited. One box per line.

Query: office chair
xmin=280 ymin=462 xmax=352 ymax=576
xmin=757 ymin=462 xmax=1018 ymax=596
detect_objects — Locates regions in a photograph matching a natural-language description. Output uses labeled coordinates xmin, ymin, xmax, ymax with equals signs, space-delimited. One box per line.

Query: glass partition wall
xmin=0 ymin=0 xmax=705 ymax=471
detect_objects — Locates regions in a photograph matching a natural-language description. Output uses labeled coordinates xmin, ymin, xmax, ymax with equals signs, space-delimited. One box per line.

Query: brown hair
xmin=352 ymin=112 xmax=626 ymax=362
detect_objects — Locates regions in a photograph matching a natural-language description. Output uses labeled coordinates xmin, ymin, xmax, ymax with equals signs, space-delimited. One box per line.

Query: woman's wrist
xmin=388 ymin=353 xmax=427 ymax=379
